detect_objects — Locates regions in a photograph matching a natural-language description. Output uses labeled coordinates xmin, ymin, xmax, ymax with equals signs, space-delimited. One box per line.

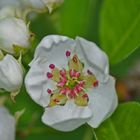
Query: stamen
xmin=82 ymin=94 xmax=88 ymax=99
xmin=57 ymin=81 xmax=66 ymax=87
xmin=73 ymin=55 xmax=78 ymax=63
xmin=66 ymin=88 xmax=71 ymax=95
xmin=60 ymin=89 xmax=66 ymax=95
xmin=47 ymin=72 xmax=53 ymax=79
xmin=69 ymin=90 xmax=76 ymax=98
xmin=66 ymin=51 xmax=71 ymax=57
xmin=49 ymin=64 xmax=55 ymax=69
xmin=87 ymin=69 xmax=93 ymax=75
xmin=70 ymin=69 xmax=79 ymax=77
xmin=93 ymin=80 xmax=99 ymax=87
xmin=53 ymin=99 xmax=60 ymax=103
xmin=70 ymin=69 xmax=75 ymax=77
xmin=47 ymin=89 xmax=52 ymax=94
xmin=60 ymin=69 xmax=66 ymax=77
xmin=79 ymin=81 xmax=85 ymax=86
xmin=75 ymin=72 xmax=81 ymax=78
xmin=75 ymin=85 xmax=82 ymax=93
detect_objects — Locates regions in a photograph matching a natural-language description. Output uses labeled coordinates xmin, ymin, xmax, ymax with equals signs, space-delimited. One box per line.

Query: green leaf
xmin=16 ymin=125 xmax=88 ymax=140
xmin=99 ymin=0 xmax=140 ymax=64
xmin=95 ymin=102 xmax=140 ymax=140
xmin=51 ymin=0 xmax=102 ymax=42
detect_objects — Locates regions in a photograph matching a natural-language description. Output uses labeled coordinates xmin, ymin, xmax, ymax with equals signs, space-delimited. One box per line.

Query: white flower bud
xmin=0 ymin=6 xmax=23 ymax=20
xmin=0 ymin=55 xmax=23 ymax=93
xmin=0 ymin=107 xmax=15 ymax=140
xmin=0 ymin=17 xmax=31 ymax=54
xmin=21 ymin=0 xmax=64 ymax=13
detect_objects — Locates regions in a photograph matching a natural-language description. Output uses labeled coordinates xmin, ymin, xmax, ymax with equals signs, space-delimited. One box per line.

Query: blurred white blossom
xmin=0 ymin=55 xmax=23 ymax=93
xmin=0 ymin=0 xmax=64 ymax=20
xmin=0 ymin=6 xmax=23 ymax=20
xmin=0 ymin=107 xmax=15 ymax=140
xmin=21 ymin=0 xmax=64 ymax=13
xmin=0 ymin=17 xmax=31 ymax=55
xmin=0 ymin=0 xmax=19 ymax=8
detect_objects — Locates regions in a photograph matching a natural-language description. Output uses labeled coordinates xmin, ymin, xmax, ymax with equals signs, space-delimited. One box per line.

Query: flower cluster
xmin=0 ymin=0 xmax=118 ymax=138
xmin=0 ymin=1 xmax=65 ymax=139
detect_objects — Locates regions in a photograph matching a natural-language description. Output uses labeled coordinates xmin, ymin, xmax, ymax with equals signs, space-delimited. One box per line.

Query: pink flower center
xmin=46 ymin=51 xmax=99 ymax=107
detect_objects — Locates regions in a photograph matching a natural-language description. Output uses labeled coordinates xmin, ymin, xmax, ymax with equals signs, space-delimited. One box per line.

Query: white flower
xmin=0 ymin=17 xmax=31 ymax=54
xmin=21 ymin=0 xmax=64 ymax=13
xmin=0 ymin=107 xmax=15 ymax=140
xmin=0 ymin=54 xmax=23 ymax=93
xmin=25 ymin=35 xmax=118 ymax=131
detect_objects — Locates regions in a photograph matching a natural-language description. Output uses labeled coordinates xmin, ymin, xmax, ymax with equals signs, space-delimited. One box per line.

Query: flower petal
xmin=21 ymin=0 xmax=46 ymax=11
xmin=0 ymin=6 xmax=22 ymax=20
xmin=25 ymin=60 xmax=55 ymax=107
xmin=29 ymin=35 xmax=75 ymax=68
xmin=75 ymin=37 xmax=109 ymax=83
xmin=0 ymin=107 xmax=15 ymax=140
xmin=42 ymin=101 xmax=92 ymax=132
xmin=0 ymin=0 xmax=19 ymax=8
xmin=87 ymin=76 xmax=118 ymax=128
xmin=0 ymin=55 xmax=23 ymax=92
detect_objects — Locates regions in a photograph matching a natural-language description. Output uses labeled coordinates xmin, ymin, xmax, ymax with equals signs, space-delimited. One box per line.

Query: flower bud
xmin=0 ymin=17 xmax=31 ymax=55
xmin=0 ymin=6 xmax=23 ymax=20
xmin=0 ymin=55 xmax=23 ymax=93
xmin=21 ymin=0 xmax=64 ymax=13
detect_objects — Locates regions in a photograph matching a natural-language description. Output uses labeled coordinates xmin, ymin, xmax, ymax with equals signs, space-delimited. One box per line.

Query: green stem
xmin=91 ymin=128 xmax=98 ymax=140
xmin=86 ymin=124 xmax=98 ymax=140
xmin=0 ymin=50 xmax=4 ymax=60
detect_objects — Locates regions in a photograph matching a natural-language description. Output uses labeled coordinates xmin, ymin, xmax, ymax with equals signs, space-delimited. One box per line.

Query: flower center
xmin=46 ymin=51 xmax=99 ymax=107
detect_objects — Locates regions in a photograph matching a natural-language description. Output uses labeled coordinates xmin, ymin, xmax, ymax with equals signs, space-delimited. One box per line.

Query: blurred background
xmin=1 ymin=0 xmax=140 ymax=139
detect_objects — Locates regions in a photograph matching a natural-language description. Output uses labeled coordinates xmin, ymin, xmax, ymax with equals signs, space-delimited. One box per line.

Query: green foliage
xmin=95 ymin=102 xmax=140 ymax=140
xmin=99 ymin=0 xmax=140 ymax=64
xmin=33 ymin=0 xmax=102 ymax=44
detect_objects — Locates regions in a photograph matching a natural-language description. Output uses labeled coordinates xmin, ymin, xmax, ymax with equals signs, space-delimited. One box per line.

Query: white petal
xmin=0 ymin=107 xmax=15 ymax=140
xmin=25 ymin=60 xmax=55 ymax=107
xmin=0 ymin=0 xmax=19 ymax=8
xmin=87 ymin=76 xmax=118 ymax=128
xmin=42 ymin=101 xmax=92 ymax=132
xmin=0 ymin=55 xmax=23 ymax=92
xmin=0 ymin=17 xmax=30 ymax=54
xmin=0 ymin=6 xmax=22 ymax=20
xmin=21 ymin=0 xmax=46 ymax=11
xmin=75 ymin=37 xmax=109 ymax=83
xmin=30 ymin=35 xmax=75 ymax=68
